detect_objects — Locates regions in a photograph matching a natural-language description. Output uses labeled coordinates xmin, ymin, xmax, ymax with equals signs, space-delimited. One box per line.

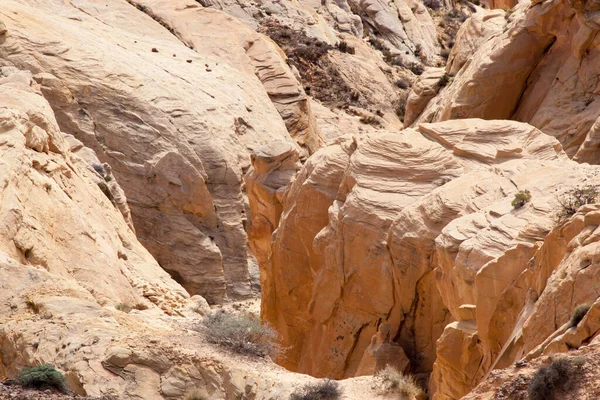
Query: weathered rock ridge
xmin=410 ymin=0 xmax=600 ymax=165
xmin=248 ymin=118 xmax=600 ymax=398
xmin=0 ymin=59 xmax=388 ymax=400
xmin=0 ymin=0 xmax=322 ymax=303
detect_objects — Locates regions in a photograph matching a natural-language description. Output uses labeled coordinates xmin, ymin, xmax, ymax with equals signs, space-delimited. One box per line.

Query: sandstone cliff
xmin=248 ymin=118 xmax=600 ymax=397
xmin=410 ymin=0 xmax=600 ymax=164
xmin=5 ymin=0 xmax=600 ymax=399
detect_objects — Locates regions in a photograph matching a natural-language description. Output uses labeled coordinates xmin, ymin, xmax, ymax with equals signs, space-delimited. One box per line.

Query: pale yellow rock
xmin=0 ymin=0 xmax=311 ymax=302
xmin=253 ymin=118 xmax=599 ymax=386
xmin=414 ymin=0 xmax=600 ymax=165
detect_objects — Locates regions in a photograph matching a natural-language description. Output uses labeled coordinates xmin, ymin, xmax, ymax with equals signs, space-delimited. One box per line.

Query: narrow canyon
xmin=2 ymin=0 xmax=600 ymax=399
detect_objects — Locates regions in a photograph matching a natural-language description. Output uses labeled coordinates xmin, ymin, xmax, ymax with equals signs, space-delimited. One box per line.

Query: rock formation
xmin=0 ymin=0 xmax=317 ymax=303
xmin=0 ymin=58 xmax=391 ymax=400
xmin=249 ymin=118 xmax=600 ymax=397
xmin=411 ymin=0 xmax=600 ymax=164
xmin=5 ymin=0 xmax=600 ymax=399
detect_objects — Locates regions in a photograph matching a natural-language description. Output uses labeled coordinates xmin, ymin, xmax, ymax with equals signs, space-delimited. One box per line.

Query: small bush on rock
xmin=375 ymin=366 xmax=424 ymax=398
xmin=18 ymin=365 xmax=68 ymax=393
xmin=200 ymin=311 xmax=279 ymax=357
xmin=359 ymin=115 xmax=381 ymax=127
xmin=408 ymin=62 xmax=424 ymax=76
xmin=423 ymin=0 xmax=442 ymax=10
xmin=290 ymin=379 xmax=342 ymax=400
xmin=558 ymin=185 xmax=598 ymax=220
xmin=115 ymin=303 xmax=132 ymax=313
xmin=528 ymin=358 xmax=579 ymax=400
xmin=570 ymin=304 xmax=591 ymax=328
xmin=512 ymin=190 xmax=532 ymax=209
xmin=395 ymin=79 xmax=410 ymax=89
xmin=439 ymin=73 xmax=451 ymax=88
xmin=395 ymin=92 xmax=409 ymax=122
xmin=337 ymin=41 xmax=355 ymax=54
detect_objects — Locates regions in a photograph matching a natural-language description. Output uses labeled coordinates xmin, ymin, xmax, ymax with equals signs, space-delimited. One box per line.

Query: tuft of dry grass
xmin=198 ymin=311 xmax=280 ymax=358
xmin=375 ymin=366 xmax=424 ymax=399
xmin=290 ymin=379 xmax=342 ymax=400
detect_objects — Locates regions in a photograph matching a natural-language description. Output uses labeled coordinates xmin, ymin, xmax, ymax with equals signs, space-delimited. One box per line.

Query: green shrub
xmin=18 ymin=365 xmax=68 ymax=393
xmin=199 ymin=312 xmax=279 ymax=357
xmin=557 ymin=185 xmax=598 ymax=220
xmin=290 ymin=379 xmax=342 ymax=400
xmin=115 ymin=303 xmax=132 ymax=313
xmin=512 ymin=190 xmax=532 ymax=209
xmin=375 ymin=366 xmax=424 ymax=398
xmin=528 ymin=358 xmax=579 ymax=400
xmin=570 ymin=304 xmax=591 ymax=328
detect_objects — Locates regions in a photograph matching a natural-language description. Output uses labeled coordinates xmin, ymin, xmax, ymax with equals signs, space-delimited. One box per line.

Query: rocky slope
xmin=245 ymin=0 xmax=600 ymax=398
xmin=0 ymin=0 xmax=475 ymax=305
xmin=409 ymin=0 xmax=600 ymax=164
xmin=249 ymin=118 xmax=600 ymax=386
xmin=0 ymin=62 xmax=387 ymax=400
xmin=4 ymin=0 xmax=600 ymax=399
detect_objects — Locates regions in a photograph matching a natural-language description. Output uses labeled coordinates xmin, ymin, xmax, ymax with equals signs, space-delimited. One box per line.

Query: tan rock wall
xmin=252 ymin=119 xmax=600 ymax=389
xmin=412 ymin=0 xmax=600 ymax=165
xmin=0 ymin=0 xmax=311 ymax=303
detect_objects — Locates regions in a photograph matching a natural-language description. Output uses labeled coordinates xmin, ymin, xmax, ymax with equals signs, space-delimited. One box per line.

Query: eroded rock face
xmin=0 ymin=0 xmax=316 ymax=303
xmin=412 ymin=0 xmax=600 ymax=165
xmin=0 ymin=61 xmax=383 ymax=400
xmin=251 ymin=118 xmax=600 ymax=396
xmin=0 ymin=67 xmax=186 ymax=314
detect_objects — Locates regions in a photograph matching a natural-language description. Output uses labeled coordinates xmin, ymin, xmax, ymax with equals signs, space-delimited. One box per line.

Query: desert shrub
xmin=407 ymin=62 xmax=424 ymax=76
xmin=445 ymin=8 xmax=468 ymax=22
xmin=115 ymin=303 xmax=132 ymax=313
xmin=423 ymin=0 xmax=442 ymax=10
xmin=337 ymin=41 xmax=355 ymax=54
xmin=184 ymin=388 xmax=210 ymax=400
xmin=408 ymin=63 xmax=424 ymax=76
xmin=262 ymin=20 xmax=359 ymax=108
xmin=369 ymin=36 xmax=386 ymax=51
xmin=557 ymin=185 xmax=598 ymax=220
xmin=375 ymin=366 xmax=424 ymax=398
xmin=439 ymin=73 xmax=450 ymax=87
xmin=505 ymin=7 xmax=514 ymax=20
xmin=395 ymin=92 xmax=409 ymax=122
xmin=528 ymin=358 xmax=579 ymax=400
xmin=359 ymin=115 xmax=382 ymax=127
xmin=290 ymin=379 xmax=342 ymax=400
xmin=570 ymin=304 xmax=591 ymax=328
xmin=391 ymin=56 xmax=405 ymax=67
xmin=440 ymin=48 xmax=451 ymax=60
xmin=200 ymin=311 xmax=279 ymax=357
xmin=512 ymin=190 xmax=532 ymax=209
xmin=18 ymin=365 xmax=68 ymax=393
xmin=395 ymin=79 xmax=410 ymax=89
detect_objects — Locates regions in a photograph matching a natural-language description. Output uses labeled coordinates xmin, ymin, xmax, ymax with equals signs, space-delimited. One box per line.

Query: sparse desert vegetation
xmin=290 ymin=379 xmax=342 ymax=400
xmin=18 ymin=365 xmax=68 ymax=393
xmin=198 ymin=311 xmax=280 ymax=357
